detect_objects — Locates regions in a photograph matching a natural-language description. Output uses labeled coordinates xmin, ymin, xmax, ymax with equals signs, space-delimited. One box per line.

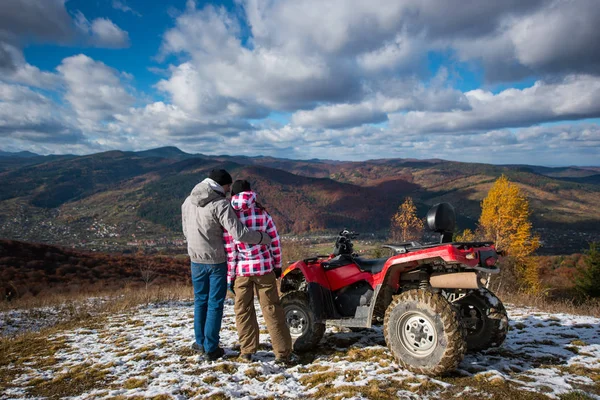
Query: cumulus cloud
xmin=389 ymin=75 xmax=600 ymax=134
xmin=508 ymin=0 xmax=600 ymax=75
xmin=57 ymin=54 xmax=134 ymax=122
xmin=115 ymin=101 xmax=253 ymax=139
xmin=292 ymin=103 xmax=388 ymax=129
xmin=0 ymin=0 xmax=71 ymax=87
xmin=0 ymin=43 xmax=59 ymax=89
xmin=158 ymin=3 xmax=361 ymax=114
xmin=155 ymin=62 xmax=268 ymax=119
xmin=0 ymin=0 xmax=130 ymax=55
xmin=156 ymin=0 xmax=600 ymax=133
xmin=451 ymin=0 xmax=600 ymax=81
xmin=0 ymin=0 xmax=73 ymax=43
xmin=356 ymin=34 xmax=423 ymax=73
xmin=75 ymin=12 xmax=130 ymax=48
xmin=430 ymin=123 xmax=600 ymax=166
xmin=1 ymin=0 xmax=599 ymax=166
xmin=0 ymin=0 xmax=128 ymax=93
xmin=291 ymin=69 xmax=470 ymax=129
xmin=0 ymin=82 xmax=82 ymax=144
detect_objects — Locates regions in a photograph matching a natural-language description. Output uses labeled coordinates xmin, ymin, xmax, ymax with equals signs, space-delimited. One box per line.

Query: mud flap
xmin=307 ymin=282 xmax=338 ymax=322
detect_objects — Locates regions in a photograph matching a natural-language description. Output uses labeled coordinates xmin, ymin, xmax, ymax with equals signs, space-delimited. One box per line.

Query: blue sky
xmin=1 ymin=0 xmax=600 ymax=166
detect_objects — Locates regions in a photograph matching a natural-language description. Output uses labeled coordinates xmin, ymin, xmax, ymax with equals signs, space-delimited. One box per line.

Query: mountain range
xmin=1 ymin=147 xmax=599 ymax=254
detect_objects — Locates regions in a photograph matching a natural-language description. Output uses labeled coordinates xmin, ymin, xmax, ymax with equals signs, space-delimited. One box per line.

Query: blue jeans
xmin=191 ymin=262 xmax=227 ymax=353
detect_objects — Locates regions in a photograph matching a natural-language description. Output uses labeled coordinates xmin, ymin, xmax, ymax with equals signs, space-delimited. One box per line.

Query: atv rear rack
xmin=383 ymin=241 xmax=495 ymax=254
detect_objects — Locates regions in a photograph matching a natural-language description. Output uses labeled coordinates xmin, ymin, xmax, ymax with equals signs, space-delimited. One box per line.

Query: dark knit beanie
xmin=208 ymin=169 xmax=233 ymax=186
xmin=231 ymin=179 xmax=251 ymax=196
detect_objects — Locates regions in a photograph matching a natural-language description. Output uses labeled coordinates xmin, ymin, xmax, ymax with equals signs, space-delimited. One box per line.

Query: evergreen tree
xmin=390 ymin=197 xmax=423 ymax=243
xmin=575 ymin=242 xmax=600 ymax=298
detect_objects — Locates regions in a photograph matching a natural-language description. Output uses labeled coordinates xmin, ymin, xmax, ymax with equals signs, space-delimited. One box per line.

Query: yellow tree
xmin=479 ymin=175 xmax=540 ymax=292
xmin=390 ymin=197 xmax=424 ymax=243
xmin=455 ymin=229 xmax=476 ymax=242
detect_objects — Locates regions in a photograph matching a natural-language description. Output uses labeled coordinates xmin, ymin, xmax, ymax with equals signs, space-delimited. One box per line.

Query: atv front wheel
xmin=384 ymin=289 xmax=467 ymax=376
xmin=455 ymin=288 xmax=509 ymax=351
xmin=280 ymin=291 xmax=325 ymax=352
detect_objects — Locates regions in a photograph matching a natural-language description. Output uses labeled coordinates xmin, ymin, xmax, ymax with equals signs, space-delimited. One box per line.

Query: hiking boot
xmin=205 ymin=347 xmax=225 ymax=361
xmin=191 ymin=342 xmax=205 ymax=354
xmin=239 ymin=353 xmax=253 ymax=362
xmin=275 ymin=353 xmax=299 ymax=366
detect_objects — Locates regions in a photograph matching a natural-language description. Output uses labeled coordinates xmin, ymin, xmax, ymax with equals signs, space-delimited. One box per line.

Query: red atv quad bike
xmin=279 ymin=203 xmax=508 ymax=376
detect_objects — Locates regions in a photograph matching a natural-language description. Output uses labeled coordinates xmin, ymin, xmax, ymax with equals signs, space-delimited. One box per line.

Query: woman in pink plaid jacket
xmin=223 ymin=180 xmax=293 ymax=365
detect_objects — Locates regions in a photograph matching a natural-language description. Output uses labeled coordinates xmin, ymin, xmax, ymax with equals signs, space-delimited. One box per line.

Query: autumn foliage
xmin=454 ymin=229 xmax=476 ymax=242
xmin=479 ymin=175 xmax=540 ymax=293
xmin=389 ymin=197 xmax=424 ymax=243
xmin=0 ymin=240 xmax=189 ymax=301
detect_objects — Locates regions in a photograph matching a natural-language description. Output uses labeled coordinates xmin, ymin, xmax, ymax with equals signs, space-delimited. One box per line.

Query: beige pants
xmin=233 ymin=272 xmax=292 ymax=358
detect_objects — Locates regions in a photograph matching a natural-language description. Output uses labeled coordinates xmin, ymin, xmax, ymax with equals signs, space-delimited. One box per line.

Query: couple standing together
xmin=181 ymin=169 xmax=293 ymax=364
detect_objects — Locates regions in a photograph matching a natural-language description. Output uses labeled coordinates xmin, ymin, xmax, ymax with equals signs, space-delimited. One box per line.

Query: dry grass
xmin=0 ymin=283 xmax=194 ymax=313
xmin=308 ymin=378 xmax=413 ymax=400
xmin=440 ymin=375 xmax=552 ymax=400
xmin=498 ymin=290 xmax=600 ymax=318
xmin=28 ymin=363 xmax=115 ymax=398
xmin=122 ymin=377 xmax=148 ymax=390
xmin=281 ymin=240 xmax=314 ymax=266
xmin=299 ymin=371 xmax=339 ymax=388
xmin=0 ymin=283 xmax=194 ymax=392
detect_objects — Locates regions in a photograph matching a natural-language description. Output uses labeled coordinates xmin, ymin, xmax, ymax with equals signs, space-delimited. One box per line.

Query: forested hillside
xmin=0 ymin=148 xmax=598 ymax=254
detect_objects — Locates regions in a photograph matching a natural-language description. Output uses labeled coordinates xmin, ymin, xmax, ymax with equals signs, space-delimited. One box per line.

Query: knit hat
xmin=231 ymin=179 xmax=251 ymax=196
xmin=208 ymin=169 xmax=233 ymax=186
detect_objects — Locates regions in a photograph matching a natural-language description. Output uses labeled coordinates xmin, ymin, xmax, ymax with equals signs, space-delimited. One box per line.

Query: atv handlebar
xmin=339 ymin=229 xmax=359 ymax=239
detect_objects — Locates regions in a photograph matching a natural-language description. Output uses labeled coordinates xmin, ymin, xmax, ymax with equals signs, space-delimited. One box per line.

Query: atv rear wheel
xmin=281 ymin=291 xmax=325 ymax=352
xmin=384 ymin=289 xmax=467 ymax=376
xmin=455 ymin=288 xmax=509 ymax=351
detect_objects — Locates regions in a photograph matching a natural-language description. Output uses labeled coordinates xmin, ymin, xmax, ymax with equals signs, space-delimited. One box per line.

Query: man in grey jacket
xmin=182 ymin=169 xmax=271 ymax=361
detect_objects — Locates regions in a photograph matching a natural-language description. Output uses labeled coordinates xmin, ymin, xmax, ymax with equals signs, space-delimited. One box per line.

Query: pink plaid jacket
xmin=224 ymin=191 xmax=282 ymax=284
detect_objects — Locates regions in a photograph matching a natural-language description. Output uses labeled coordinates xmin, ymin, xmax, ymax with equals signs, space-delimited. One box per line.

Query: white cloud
xmin=357 ymin=34 xmax=423 ymax=73
xmin=0 ymin=82 xmax=81 ymax=144
xmin=159 ymin=4 xmax=361 ymax=113
xmin=90 ymin=18 xmax=130 ymax=48
xmin=112 ymin=0 xmax=141 ymax=17
xmin=75 ymin=12 xmax=130 ymax=48
xmin=57 ymin=54 xmax=134 ymax=122
xmin=243 ymin=0 xmax=409 ymax=55
xmin=292 ymin=103 xmax=388 ymax=129
xmin=290 ymin=69 xmax=469 ymax=129
xmin=508 ymin=0 xmax=600 ymax=74
xmin=114 ymin=101 xmax=252 ymax=139
xmin=1 ymin=0 xmax=600 ymax=167
xmin=155 ymin=62 xmax=267 ymax=118
xmin=389 ymin=75 xmax=600 ymax=134
xmin=0 ymin=43 xmax=59 ymax=89
xmin=450 ymin=0 xmax=600 ymax=81
xmin=157 ymin=0 xmax=600 ymax=132
xmin=0 ymin=0 xmax=74 ymax=43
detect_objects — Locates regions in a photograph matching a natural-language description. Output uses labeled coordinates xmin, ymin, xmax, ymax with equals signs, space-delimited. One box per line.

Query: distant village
xmin=1 ymin=204 xmax=599 ymax=255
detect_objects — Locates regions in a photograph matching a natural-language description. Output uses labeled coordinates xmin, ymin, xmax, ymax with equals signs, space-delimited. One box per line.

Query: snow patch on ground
xmin=0 ymin=297 xmax=108 ymax=336
xmin=1 ymin=301 xmax=599 ymax=399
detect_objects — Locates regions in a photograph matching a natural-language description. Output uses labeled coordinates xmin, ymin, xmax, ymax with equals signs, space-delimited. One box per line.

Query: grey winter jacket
xmin=182 ymin=178 xmax=271 ymax=264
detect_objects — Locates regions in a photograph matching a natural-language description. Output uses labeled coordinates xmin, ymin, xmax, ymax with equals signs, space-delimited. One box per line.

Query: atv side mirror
xmin=426 ymin=203 xmax=456 ymax=243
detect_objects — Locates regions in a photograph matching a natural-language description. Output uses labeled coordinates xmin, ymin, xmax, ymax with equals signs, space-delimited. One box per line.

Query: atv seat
xmin=322 ymin=254 xmax=354 ymax=270
xmin=353 ymin=257 xmax=388 ymax=274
